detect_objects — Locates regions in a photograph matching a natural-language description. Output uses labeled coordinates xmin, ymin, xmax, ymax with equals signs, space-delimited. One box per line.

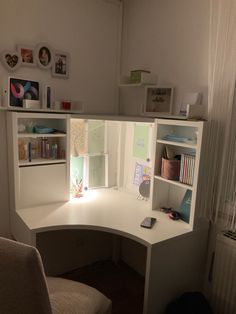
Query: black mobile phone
xmin=140 ymin=217 xmax=156 ymax=229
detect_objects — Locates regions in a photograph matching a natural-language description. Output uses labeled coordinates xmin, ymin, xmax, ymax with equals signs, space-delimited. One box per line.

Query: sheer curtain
xmin=202 ymin=0 xmax=236 ymax=229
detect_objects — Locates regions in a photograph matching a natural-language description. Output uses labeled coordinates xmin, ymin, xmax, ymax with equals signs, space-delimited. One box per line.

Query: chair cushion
xmin=47 ymin=277 xmax=112 ymax=314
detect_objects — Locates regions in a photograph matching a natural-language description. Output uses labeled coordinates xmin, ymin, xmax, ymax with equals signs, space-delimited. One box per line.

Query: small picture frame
xmin=17 ymin=45 xmax=36 ymax=67
xmin=52 ymin=51 xmax=69 ymax=78
xmin=143 ymin=85 xmax=174 ymax=116
xmin=1 ymin=50 xmax=22 ymax=71
xmin=36 ymin=43 xmax=53 ymax=69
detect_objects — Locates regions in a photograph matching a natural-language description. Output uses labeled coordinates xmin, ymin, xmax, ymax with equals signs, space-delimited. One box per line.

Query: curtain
xmin=201 ymin=0 xmax=236 ymax=229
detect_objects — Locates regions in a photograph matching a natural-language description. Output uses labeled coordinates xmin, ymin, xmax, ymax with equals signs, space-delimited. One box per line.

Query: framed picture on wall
xmin=52 ymin=51 xmax=69 ymax=78
xmin=143 ymin=86 xmax=174 ymax=117
xmin=36 ymin=43 xmax=53 ymax=69
xmin=17 ymin=45 xmax=36 ymax=67
xmin=1 ymin=50 xmax=21 ymax=71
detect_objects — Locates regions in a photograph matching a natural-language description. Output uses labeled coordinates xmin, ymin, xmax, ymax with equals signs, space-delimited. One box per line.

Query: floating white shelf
xmin=19 ymin=159 xmax=66 ymax=167
xmin=154 ymin=175 xmax=193 ymax=190
xmin=18 ymin=133 xmax=66 ymax=138
xmin=119 ymin=83 xmax=147 ymax=87
xmin=157 ymin=139 xmax=196 ymax=149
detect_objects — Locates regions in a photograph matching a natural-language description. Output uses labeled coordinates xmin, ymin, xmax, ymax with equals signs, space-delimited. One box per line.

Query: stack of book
xmin=179 ymin=153 xmax=195 ymax=185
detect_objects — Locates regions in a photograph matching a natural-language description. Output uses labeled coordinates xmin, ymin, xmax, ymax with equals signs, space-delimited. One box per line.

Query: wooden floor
xmin=62 ymin=260 xmax=145 ymax=314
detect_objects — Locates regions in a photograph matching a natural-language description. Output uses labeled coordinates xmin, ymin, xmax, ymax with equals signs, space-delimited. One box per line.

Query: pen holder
xmin=161 ymin=158 xmax=180 ymax=181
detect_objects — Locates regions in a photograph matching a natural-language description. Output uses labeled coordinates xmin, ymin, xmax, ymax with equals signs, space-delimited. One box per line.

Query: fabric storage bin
xmin=161 ymin=158 xmax=180 ymax=181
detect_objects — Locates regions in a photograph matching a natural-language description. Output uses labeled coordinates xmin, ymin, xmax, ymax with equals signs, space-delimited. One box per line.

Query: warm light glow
xmin=69 ymin=189 xmax=98 ymax=203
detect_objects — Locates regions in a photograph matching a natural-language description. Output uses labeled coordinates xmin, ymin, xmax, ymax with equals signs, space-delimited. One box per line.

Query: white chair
xmin=0 ymin=237 xmax=112 ymax=314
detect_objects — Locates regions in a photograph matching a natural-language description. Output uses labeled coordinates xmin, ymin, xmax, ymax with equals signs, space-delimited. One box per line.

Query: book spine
xmin=179 ymin=154 xmax=184 ymax=183
xmin=28 ymin=142 xmax=32 ymax=162
xmin=182 ymin=154 xmax=186 ymax=184
xmin=191 ymin=155 xmax=196 ymax=185
xmin=186 ymin=155 xmax=190 ymax=185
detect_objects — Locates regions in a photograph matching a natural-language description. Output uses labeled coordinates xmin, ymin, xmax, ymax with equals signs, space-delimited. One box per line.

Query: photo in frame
xmin=52 ymin=51 xmax=69 ymax=78
xmin=1 ymin=50 xmax=21 ymax=71
xmin=8 ymin=77 xmax=39 ymax=107
xmin=143 ymin=86 xmax=174 ymax=116
xmin=17 ymin=45 xmax=36 ymax=67
xmin=36 ymin=43 xmax=53 ymax=69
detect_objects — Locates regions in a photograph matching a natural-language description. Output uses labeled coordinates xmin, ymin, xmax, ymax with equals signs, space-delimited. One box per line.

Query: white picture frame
xmin=52 ymin=51 xmax=69 ymax=78
xmin=1 ymin=50 xmax=22 ymax=71
xmin=36 ymin=43 xmax=53 ymax=69
xmin=143 ymin=85 xmax=174 ymax=117
xmin=17 ymin=44 xmax=36 ymax=67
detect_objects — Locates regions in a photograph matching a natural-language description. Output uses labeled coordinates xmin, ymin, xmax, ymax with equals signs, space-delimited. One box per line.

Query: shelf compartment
xmin=18 ymin=133 xmax=66 ymax=138
xmin=154 ymin=175 xmax=193 ymax=191
xmin=157 ymin=139 xmax=196 ymax=149
xmin=19 ymin=159 xmax=66 ymax=167
xmin=156 ymin=122 xmax=199 ymax=147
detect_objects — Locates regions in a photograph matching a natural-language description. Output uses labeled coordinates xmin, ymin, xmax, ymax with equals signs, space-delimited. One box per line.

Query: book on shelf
xmin=179 ymin=153 xmax=195 ymax=185
xmin=178 ymin=189 xmax=192 ymax=223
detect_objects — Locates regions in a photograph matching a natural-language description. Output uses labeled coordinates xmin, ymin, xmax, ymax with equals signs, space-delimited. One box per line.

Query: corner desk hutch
xmin=7 ymin=110 xmax=208 ymax=314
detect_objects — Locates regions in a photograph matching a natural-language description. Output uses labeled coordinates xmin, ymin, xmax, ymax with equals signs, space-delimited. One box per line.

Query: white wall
xmin=120 ymin=0 xmax=210 ymax=115
xmin=0 ymin=0 xmax=120 ymax=112
xmin=0 ymin=0 xmax=121 ymax=236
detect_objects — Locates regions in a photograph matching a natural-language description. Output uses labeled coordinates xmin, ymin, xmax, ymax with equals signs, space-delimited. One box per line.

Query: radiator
xmin=211 ymin=231 xmax=236 ymax=314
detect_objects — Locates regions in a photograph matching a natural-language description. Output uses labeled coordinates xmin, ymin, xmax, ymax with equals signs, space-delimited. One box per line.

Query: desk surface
xmin=17 ymin=188 xmax=191 ymax=247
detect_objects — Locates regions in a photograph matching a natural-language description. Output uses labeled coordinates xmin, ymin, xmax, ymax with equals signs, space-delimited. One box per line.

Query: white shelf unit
xmin=7 ymin=112 xmax=70 ymax=210
xmin=150 ymin=118 xmax=205 ymax=229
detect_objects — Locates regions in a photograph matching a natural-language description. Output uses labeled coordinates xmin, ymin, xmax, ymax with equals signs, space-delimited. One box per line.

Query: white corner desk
xmin=12 ymin=188 xmax=208 ymax=314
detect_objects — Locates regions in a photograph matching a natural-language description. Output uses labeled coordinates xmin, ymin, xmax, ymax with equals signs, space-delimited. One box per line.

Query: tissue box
xmin=23 ymin=99 xmax=41 ymax=109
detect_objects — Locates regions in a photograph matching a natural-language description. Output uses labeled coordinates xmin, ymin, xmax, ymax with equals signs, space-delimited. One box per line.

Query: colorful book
xmin=179 ymin=153 xmax=195 ymax=186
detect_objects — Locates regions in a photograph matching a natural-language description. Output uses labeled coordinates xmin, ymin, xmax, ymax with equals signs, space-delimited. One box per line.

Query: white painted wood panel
xmin=19 ymin=164 xmax=68 ymax=208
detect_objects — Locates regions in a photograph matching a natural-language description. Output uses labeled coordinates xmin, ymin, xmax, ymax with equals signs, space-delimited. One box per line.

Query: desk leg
xmin=143 ymin=229 xmax=208 ymax=314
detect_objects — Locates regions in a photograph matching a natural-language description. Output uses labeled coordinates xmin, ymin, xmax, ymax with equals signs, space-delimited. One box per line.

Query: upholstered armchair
xmin=0 ymin=237 xmax=112 ymax=314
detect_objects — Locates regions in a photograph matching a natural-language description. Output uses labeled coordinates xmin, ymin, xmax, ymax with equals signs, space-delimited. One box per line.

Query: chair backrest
xmin=0 ymin=237 xmax=52 ymax=314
